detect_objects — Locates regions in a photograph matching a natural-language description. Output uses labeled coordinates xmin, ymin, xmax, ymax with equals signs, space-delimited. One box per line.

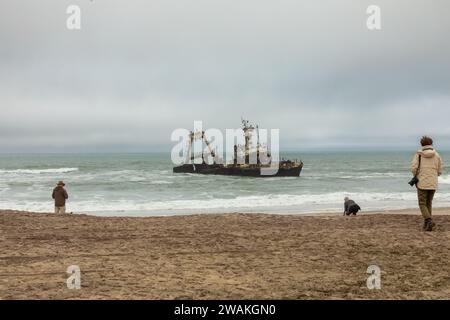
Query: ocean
xmin=0 ymin=152 xmax=449 ymax=216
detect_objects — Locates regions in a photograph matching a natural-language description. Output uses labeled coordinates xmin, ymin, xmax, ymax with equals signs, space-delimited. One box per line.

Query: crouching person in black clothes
xmin=344 ymin=197 xmax=361 ymax=216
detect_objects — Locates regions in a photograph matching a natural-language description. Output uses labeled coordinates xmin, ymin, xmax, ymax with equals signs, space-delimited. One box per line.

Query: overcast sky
xmin=1 ymin=0 xmax=449 ymax=152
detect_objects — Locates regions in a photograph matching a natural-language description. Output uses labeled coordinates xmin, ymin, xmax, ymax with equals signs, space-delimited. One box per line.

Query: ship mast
xmin=186 ymin=131 xmax=194 ymax=164
xmin=241 ymin=118 xmax=255 ymax=165
xmin=202 ymin=131 xmax=216 ymax=165
xmin=185 ymin=130 xmax=217 ymax=165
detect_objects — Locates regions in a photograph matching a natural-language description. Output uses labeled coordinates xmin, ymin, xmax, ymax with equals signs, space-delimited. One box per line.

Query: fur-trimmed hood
xmin=417 ymin=145 xmax=437 ymax=159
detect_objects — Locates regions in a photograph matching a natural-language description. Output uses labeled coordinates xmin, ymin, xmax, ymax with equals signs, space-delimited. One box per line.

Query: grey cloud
xmin=1 ymin=0 xmax=450 ymax=152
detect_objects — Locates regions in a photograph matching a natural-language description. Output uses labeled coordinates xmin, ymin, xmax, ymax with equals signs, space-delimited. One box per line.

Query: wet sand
xmin=0 ymin=209 xmax=449 ymax=299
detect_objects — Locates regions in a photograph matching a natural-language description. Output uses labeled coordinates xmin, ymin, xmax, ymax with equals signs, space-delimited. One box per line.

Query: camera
xmin=408 ymin=176 xmax=419 ymax=187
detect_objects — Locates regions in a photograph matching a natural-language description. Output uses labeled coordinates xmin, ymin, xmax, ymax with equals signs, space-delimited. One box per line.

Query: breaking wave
xmin=439 ymin=175 xmax=450 ymax=185
xmin=0 ymin=168 xmax=79 ymax=174
xmin=4 ymin=192 xmax=450 ymax=216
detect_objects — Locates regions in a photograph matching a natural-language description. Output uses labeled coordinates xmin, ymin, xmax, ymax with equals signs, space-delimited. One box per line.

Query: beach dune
xmin=0 ymin=209 xmax=449 ymax=299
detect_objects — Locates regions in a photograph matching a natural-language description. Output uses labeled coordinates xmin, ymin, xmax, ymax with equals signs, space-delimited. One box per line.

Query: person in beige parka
xmin=411 ymin=136 xmax=443 ymax=231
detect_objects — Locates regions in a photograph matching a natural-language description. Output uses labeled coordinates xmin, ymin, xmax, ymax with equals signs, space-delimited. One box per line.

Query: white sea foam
xmin=439 ymin=175 xmax=450 ymax=184
xmin=151 ymin=180 xmax=173 ymax=184
xmin=0 ymin=168 xmax=79 ymax=174
xmin=4 ymin=191 xmax=450 ymax=216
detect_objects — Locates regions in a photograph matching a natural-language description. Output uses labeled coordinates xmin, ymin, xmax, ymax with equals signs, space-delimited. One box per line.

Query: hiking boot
xmin=424 ymin=218 xmax=435 ymax=232
xmin=422 ymin=220 xmax=428 ymax=231
xmin=429 ymin=220 xmax=436 ymax=231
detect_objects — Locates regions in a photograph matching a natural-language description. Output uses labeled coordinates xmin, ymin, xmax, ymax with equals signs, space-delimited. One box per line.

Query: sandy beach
xmin=0 ymin=209 xmax=449 ymax=300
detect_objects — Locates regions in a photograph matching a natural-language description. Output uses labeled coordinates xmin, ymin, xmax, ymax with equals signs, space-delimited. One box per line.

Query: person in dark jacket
xmin=343 ymin=197 xmax=361 ymax=216
xmin=52 ymin=181 xmax=69 ymax=214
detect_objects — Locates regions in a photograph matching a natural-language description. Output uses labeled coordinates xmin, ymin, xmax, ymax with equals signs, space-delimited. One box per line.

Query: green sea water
xmin=0 ymin=151 xmax=449 ymax=216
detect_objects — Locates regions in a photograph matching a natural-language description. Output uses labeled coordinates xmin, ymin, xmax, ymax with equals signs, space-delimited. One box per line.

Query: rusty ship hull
xmin=173 ymin=162 xmax=303 ymax=177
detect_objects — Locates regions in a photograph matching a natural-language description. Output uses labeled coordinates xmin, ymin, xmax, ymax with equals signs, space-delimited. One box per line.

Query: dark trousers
xmin=417 ymin=189 xmax=435 ymax=220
